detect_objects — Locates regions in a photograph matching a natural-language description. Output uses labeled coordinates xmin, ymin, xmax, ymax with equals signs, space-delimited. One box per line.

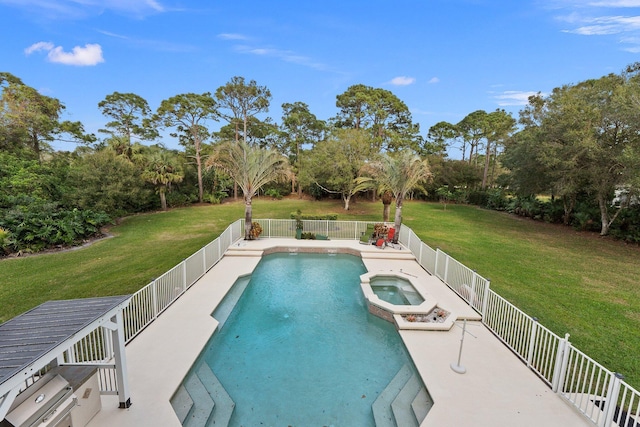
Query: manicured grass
xmin=1 ymin=198 xmax=639 ymax=388
xmin=402 ymin=202 xmax=640 ymax=388
xmin=0 ymin=198 xmax=374 ymax=322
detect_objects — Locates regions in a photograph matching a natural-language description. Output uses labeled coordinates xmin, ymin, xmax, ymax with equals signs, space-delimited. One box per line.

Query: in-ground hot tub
xmin=360 ymin=271 xmax=455 ymax=330
xmin=370 ymin=275 xmax=425 ymax=306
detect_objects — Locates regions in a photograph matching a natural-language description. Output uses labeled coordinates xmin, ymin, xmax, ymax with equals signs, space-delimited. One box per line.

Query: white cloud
xmin=0 ymin=0 xmax=165 ymax=19
xmin=493 ymin=91 xmax=542 ymax=106
xmin=24 ymin=41 xmax=54 ymax=55
xmin=428 ymin=77 xmax=440 ymax=84
xmin=551 ymin=0 xmax=640 ymax=50
xmin=547 ymin=0 xmax=640 ymax=7
xmin=588 ymin=0 xmax=640 ymax=6
xmin=25 ymin=42 xmax=104 ymax=66
xmin=218 ymin=33 xmax=249 ymax=40
xmin=234 ymin=45 xmax=329 ymax=71
xmin=389 ymin=76 xmax=416 ymax=86
xmin=564 ymin=15 xmax=640 ymax=35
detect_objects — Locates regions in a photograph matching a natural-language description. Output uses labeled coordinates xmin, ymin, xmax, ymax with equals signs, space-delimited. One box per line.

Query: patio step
xmin=372 ymin=364 xmax=412 ymax=427
xmin=391 ymin=373 xmax=421 ymax=427
xmin=411 ymin=386 xmax=433 ymax=425
xmin=223 ymin=249 xmax=264 ymax=257
xmin=170 ymin=385 xmax=193 ymax=424
xmin=197 ymin=363 xmax=236 ymax=427
xmin=361 ymin=252 xmax=415 ymax=260
xmin=181 ymin=371 xmax=215 ymax=427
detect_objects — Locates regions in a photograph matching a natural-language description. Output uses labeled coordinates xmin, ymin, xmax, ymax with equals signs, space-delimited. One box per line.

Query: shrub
xmin=0 ymin=204 xmax=111 ymax=254
xmin=609 ymin=206 xmax=640 ymax=243
xmin=264 ymin=188 xmax=283 ymax=200
xmin=570 ymin=201 xmax=600 ymax=232
xmin=289 ymin=212 xmax=338 ymax=221
xmin=204 ymin=191 xmax=228 ymax=205
xmin=468 ymin=190 xmax=489 ymax=207
xmin=485 ymin=189 xmax=509 ymax=211
xmin=167 ymin=192 xmax=197 ymax=207
xmin=0 ymin=227 xmax=11 ymax=255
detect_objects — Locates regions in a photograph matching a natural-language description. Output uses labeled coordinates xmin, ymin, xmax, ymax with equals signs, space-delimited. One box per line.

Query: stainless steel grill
xmin=3 ymin=374 xmax=76 ymax=427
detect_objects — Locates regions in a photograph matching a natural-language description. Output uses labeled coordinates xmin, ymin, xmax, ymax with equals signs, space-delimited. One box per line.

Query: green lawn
xmin=1 ymin=198 xmax=639 ymax=388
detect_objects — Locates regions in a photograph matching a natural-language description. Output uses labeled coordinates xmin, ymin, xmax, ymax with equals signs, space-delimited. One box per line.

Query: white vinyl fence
xmin=64 ymin=219 xmax=243 ymax=395
xmin=64 ymin=218 xmax=639 ymax=426
xmin=394 ymin=222 xmax=640 ymax=427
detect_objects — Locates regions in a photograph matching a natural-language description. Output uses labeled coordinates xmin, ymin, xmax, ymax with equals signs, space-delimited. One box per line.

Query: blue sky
xmin=2 ymin=0 xmax=640 ymax=155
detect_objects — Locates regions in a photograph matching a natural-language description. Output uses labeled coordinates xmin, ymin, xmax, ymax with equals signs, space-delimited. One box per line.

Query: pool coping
xmin=87 ymin=239 xmax=592 ymax=427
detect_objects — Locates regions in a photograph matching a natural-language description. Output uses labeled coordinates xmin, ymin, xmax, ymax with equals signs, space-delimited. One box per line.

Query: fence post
xmin=218 ymin=238 xmax=222 ymax=262
xmin=601 ymin=372 xmax=624 ymax=427
xmin=434 ymin=249 xmax=441 ymax=279
xmin=481 ymin=280 xmax=490 ymax=317
xmin=470 ymin=271 xmax=478 ymax=309
xmin=444 ymin=254 xmax=450 ymax=284
xmin=182 ymin=260 xmax=187 ymax=292
xmin=526 ymin=317 xmax=539 ymax=368
xmin=203 ymin=246 xmax=207 ymax=272
xmin=418 ymin=244 xmax=423 ymax=269
xmin=552 ymin=333 xmax=571 ymax=393
xmin=102 ymin=327 xmax=113 ymax=361
xmin=151 ymin=279 xmax=158 ymax=320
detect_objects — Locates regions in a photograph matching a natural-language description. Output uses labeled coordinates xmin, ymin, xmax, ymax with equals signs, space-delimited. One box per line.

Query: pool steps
xmin=372 ymin=364 xmax=432 ymax=427
xmin=391 ymin=373 xmax=422 ymax=427
xmin=411 ymin=387 xmax=433 ymax=423
xmin=172 ymin=363 xmax=235 ymax=427
xmin=181 ymin=371 xmax=215 ymax=427
xmin=170 ymin=385 xmax=193 ymax=424
xmin=196 ymin=364 xmax=235 ymax=426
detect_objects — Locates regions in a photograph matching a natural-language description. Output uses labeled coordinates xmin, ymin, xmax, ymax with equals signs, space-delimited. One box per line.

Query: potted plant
xmin=373 ymin=223 xmax=388 ymax=239
xmin=295 ymin=209 xmax=303 ymax=239
xmin=249 ymin=222 xmax=263 ymax=240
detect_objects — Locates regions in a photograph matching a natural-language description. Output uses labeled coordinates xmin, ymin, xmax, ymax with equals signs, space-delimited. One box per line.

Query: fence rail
xmin=61 ymin=218 xmax=639 ymax=426
xmin=394 ymin=221 xmax=640 ymax=427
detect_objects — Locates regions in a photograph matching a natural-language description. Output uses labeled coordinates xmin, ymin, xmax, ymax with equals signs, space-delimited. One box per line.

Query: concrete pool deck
xmin=87 ymin=238 xmax=592 ymax=427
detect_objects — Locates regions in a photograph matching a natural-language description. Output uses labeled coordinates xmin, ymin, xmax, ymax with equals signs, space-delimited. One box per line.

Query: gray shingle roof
xmin=0 ymin=295 xmax=130 ymax=388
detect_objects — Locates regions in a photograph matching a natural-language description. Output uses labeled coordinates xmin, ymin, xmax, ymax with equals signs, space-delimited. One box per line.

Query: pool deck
xmin=87 ymin=238 xmax=592 ymax=427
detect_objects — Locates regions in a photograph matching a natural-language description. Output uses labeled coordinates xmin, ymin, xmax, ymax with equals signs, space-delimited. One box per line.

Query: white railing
xmin=253 ymin=218 xmax=377 ymax=240
xmin=68 ymin=217 xmax=638 ymax=425
xmin=95 ymin=364 xmax=119 ymax=395
xmin=394 ymin=222 xmax=640 ymax=427
xmin=64 ymin=326 xmax=113 ymax=364
xmin=122 ymin=219 xmax=243 ymax=343
xmin=61 ymin=220 xmax=244 ymax=396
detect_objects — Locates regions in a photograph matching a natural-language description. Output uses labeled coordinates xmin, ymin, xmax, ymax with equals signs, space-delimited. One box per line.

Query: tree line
xmin=2 ymin=64 xmax=640 ymax=254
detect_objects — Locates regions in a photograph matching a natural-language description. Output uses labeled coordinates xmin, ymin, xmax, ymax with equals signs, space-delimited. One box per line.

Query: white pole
xmin=451 ymin=319 xmax=468 ymax=374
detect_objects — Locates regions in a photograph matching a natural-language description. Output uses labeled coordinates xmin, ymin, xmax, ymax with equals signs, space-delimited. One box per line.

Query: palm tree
xmin=207 ymin=140 xmax=290 ymax=239
xmin=371 ymin=151 xmax=430 ymax=242
xmin=142 ymin=151 xmax=184 ymax=211
xmin=380 ymin=190 xmax=393 ymax=222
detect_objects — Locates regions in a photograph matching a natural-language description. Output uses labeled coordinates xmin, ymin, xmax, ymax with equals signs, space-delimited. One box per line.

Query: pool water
xmin=371 ymin=285 xmax=412 ymax=305
xmin=179 ymin=253 xmax=418 ymax=426
xmin=370 ymin=277 xmax=425 ymax=306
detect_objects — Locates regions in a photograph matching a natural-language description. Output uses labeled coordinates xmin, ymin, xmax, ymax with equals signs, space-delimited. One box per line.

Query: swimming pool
xmin=172 ymin=252 xmax=431 ymax=426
